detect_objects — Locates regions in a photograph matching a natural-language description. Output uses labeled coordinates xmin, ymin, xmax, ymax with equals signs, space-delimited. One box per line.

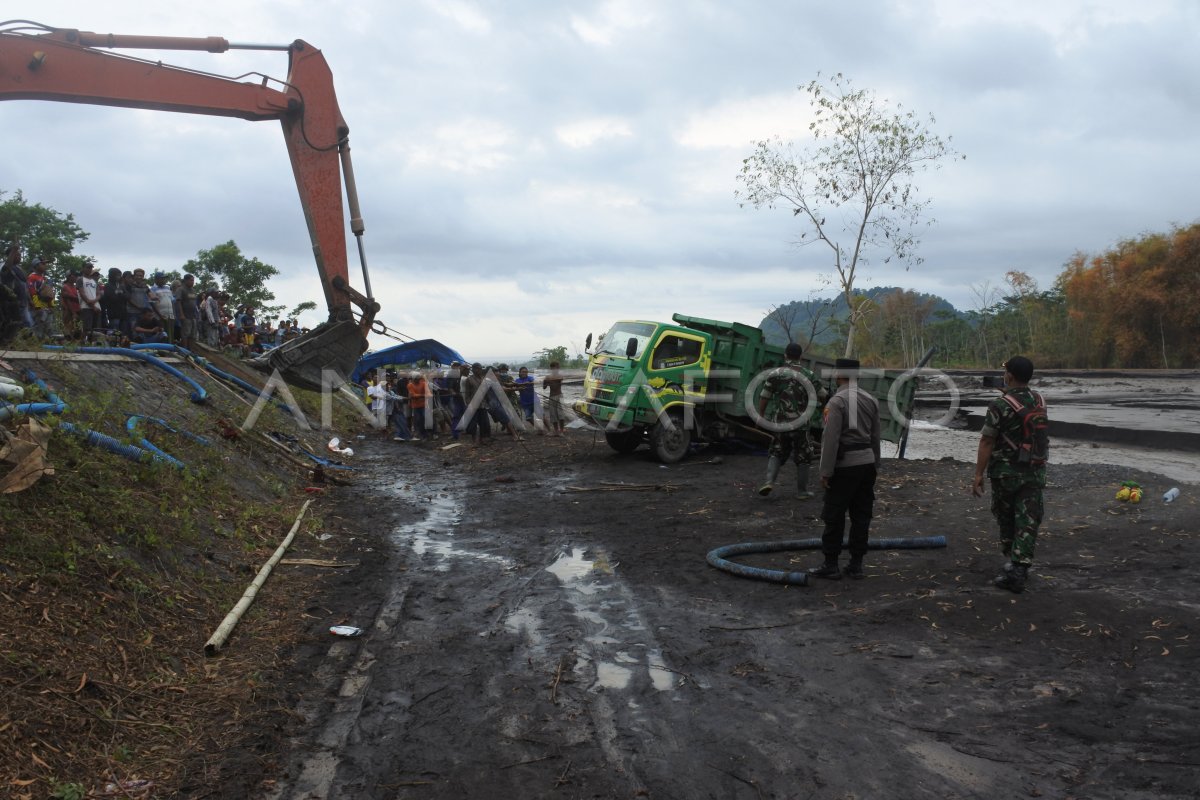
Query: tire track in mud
xmin=261 ymin=468 xmax=434 ymax=800
xmin=264 ymin=457 xmax=703 ymax=799
xmin=503 ymin=541 xmax=688 ymax=787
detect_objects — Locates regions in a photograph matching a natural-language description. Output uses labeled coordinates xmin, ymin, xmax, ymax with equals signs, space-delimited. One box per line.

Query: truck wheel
xmin=605 ymin=429 xmax=641 ymax=454
xmin=651 ymin=410 xmax=691 ymax=463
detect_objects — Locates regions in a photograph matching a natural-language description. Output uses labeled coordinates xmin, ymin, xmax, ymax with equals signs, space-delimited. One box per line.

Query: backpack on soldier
xmin=1000 ymin=390 xmax=1049 ymax=467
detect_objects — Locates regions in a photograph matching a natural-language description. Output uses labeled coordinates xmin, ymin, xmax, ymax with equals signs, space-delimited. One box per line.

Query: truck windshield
xmin=597 ymin=322 xmax=657 ymax=357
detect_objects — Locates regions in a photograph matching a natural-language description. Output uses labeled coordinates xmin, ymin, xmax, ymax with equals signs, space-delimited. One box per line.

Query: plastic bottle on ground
xmin=1163 ymin=487 xmax=1180 ymax=503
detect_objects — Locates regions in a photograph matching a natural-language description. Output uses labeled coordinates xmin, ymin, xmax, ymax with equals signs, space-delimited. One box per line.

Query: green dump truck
xmin=574 ymin=313 xmax=916 ymax=463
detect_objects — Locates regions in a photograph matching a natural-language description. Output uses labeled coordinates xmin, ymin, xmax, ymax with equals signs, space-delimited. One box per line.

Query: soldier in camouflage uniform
xmin=971 ymin=355 xmax=1046 ymax=594
xmin=756 ymin=343 xmax=828 ymax=499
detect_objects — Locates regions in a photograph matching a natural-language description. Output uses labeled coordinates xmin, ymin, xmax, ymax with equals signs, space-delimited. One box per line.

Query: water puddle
xmin=544 ymin=548 xmax=677 ymax=694
xmin=394 ymin=490 xmax=513 ymax=572
xmin=546 ymin=547 xmax=596 ymax=581
xmin=595 ymin=661 xmax=633 ymax=689
xmin=545 ymin=546 xmax=618 ymax=594
xmin=503 ymin=606 xmax=544 ymax=648
xmin=647 ymin=650 xmax=675 ymax=691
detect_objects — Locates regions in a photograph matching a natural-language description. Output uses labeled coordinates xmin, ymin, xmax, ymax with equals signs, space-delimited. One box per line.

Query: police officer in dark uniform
xmin=811 ymin=358 xmax=881 ymax=579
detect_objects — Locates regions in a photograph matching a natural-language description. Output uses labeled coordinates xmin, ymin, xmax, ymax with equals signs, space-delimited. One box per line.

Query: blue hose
xmin=200 ymin=360 xmax=281 ymax=402
xmin=12 ymin=369 xmax=176 ymax=467
xmin=129 ymin=343 xmax=192 ymax=356
xmin=706 ymin=535 xmax=947 ymax=586
xmin=43 ymin=345 xmax=207 ymax=404
xmin=0 ymin=401 xmax=67 ymax=422
xmin=130 ymin=342 xmax=298 ymax=414
xmin=298 ymin=447 xmax=356 ymax=470
xmin=126 ymin=415 xmax=212 ymax=469
xmin=56 ymin=421 xmax=171 ymax=466
xmin=23 ymin=369 xmax=63 ymax=405
xmin=0 ymin=370 xmax=67 ymax=421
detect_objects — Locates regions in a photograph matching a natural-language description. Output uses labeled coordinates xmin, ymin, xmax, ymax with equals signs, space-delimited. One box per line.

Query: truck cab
xmin=576 ymin=314 xmax=794 ymax=462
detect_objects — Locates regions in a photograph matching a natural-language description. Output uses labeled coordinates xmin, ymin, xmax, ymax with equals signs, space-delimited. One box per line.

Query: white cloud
xmin=555 ymin=117 xmax=633 ymax=148
xmin=677 ymin=92 xmax=812 ymax=150
xmin=569 ymin=0 xmax=656 ymax=46
xmin=909 ymin=0 xmax=1178 ymax=52
xmin=400 ymin=119 xmax=517 ymax=173
xmin=528 ymin=179 xmax=642 ymax=211
xmin=423 ymin=0 xmax=492 ymax=34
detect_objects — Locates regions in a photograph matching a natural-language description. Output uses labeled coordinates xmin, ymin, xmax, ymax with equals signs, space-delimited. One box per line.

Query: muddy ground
xmin=258 ymin=428 xmax=1199 ymax=800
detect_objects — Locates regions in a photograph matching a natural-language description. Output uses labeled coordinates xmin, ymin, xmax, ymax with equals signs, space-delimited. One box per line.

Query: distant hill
xmin=759 ymin=287 xmax=960 ymax=349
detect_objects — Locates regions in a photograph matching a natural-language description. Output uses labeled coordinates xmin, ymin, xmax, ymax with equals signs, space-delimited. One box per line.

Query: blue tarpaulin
xmin=352 ymin=338 xmax=467 ymax=383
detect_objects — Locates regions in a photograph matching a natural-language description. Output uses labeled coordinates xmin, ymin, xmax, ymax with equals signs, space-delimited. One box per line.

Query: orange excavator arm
xmin=0 ymin=21 xmax=379 ymax=388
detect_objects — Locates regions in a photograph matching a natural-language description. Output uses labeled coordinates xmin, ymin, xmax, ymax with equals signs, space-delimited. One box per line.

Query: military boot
xmin=795 ymin=463 xmax=814 ymax=500
xmin=809 ymin=559 xmax=842 ymax=580
xmin=758 ymin=455 xmax=782 ymax=496
xmin=993 ymin=563 xmax=1028 ymax=594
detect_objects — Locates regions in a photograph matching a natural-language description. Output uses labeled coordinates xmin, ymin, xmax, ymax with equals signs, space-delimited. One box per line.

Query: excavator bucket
xmin=250 ymin=318 xmax=367 ymax=392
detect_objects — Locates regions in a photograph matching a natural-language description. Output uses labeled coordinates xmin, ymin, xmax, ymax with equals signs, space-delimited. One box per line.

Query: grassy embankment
xmin=0 ymin=342 xmax=368 ymax=799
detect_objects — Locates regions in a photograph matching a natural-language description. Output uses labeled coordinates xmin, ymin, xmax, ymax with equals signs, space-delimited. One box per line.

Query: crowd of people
xmin=363 ymin=360 xmax=567 ymax=444
xmin=0 ymin=244 xmax=306 ymax=354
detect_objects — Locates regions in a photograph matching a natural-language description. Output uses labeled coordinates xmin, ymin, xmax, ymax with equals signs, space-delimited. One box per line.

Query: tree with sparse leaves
xmin=737 ymin=73 xmax=962 ymax=357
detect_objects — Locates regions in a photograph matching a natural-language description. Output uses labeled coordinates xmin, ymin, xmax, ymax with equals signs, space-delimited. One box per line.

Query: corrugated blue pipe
xmin=56 ymin=421 xmax=171 ymax=466
xmin=706 ymin=536 xmax=948 ymax=586
xmin=42 ymin=345 xmax=207 ymax=404
xmin=126 ymin=415 xmax=212 ymax=469
xmin=13 ymin=369 xmax=175 ymax=467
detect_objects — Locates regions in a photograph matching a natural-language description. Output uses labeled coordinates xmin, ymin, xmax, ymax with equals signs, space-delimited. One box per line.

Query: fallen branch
xmin=706 ymin=764 xmax=763 ymax=799
xmin=500 ymin=754 xmax=556 ymax=770
xmin=554 ymin=759 xmax=572 ymax=788
xmin=279 ymin=558 xmax=358 ymax=568
xmin=252 ymin=432 xmax=352 ymax=485
xmin=411 ymin=684 xmax=448 ymax=709
xmin=705 ymin=621 xmax=806 ymax=632
xmin=550 ymin=657 xmax=565 ymax=704
xmin=563 ymin=482 xmax=679 ymax=493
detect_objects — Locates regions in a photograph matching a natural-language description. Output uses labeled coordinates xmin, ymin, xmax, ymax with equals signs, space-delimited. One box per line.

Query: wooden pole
xmin=204 ymin=498 xmax=314 ymax=655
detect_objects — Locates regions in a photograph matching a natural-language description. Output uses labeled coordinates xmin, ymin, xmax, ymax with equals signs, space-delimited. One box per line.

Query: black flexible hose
xmin=707 ymin=535 xmax=947 ymax=586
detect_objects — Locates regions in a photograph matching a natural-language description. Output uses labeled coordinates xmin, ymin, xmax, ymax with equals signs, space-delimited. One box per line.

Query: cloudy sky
xmin=4 ymin=1 xmax=1198 ymax=362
